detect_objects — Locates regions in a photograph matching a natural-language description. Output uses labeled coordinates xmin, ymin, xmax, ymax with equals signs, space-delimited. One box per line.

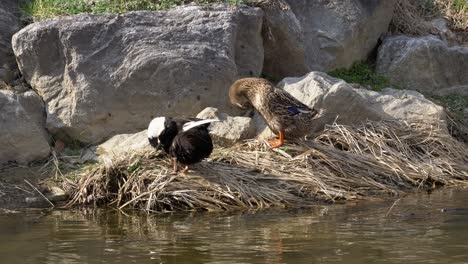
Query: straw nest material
xmin=65 ymin=120 xmax=468 ymax=212
xmin=392 ymin=0 xmax=468 ymax=37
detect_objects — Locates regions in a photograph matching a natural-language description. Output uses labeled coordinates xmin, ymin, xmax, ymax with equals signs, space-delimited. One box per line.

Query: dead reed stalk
xmin=65 ymin=120 xmax=468 ymax=212
xmin=391 ymin=0 xmax=467 ymax=36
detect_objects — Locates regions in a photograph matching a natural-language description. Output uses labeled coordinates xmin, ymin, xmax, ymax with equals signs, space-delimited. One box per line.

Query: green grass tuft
xmin=453 ymin=0 xmax=468 ymax=12
xmin=22 ymin=0 xmax=244 ymax=22
xmin=431 ymin=94 xmax=468 ymax=121
xmin=328 ymin=62 xmax=394 ymax=91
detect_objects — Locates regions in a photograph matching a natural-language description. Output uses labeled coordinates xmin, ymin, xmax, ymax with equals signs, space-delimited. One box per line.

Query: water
xmin=1 ymin=188 xmax=468 ymax=264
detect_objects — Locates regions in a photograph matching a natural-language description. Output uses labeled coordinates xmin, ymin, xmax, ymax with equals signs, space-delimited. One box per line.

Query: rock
xmin=45 ymin=186 xmax=69 ymax=203
xmin=235 ymin=6 xmax=264 ymax=78
xmin=12 ymin=5 xmax=264 ymax=144
xmin=25 ymin=197 xmax=51 ymax=208
xmin=426 ymin=18 xmax=457 ymax=44
xmin=197 ymin=107 xmax=256 ymax=146
xmin=0 ymin=0 xmax=20 ymax=83
xmin=0 ymin=64 xmax=15 ymax=84
xmin=96 ymin=130 xmax=152 ymax=160
xmin=252 ymin=111 xmax=275 ymax=141
xmin=376 ymin=35 xmax=468 ymax=96
xmin=80 ymin=148 xmax=99 ymax=163
xmin=11 ymin=82 xmax=29 ymax=93
xmin=465 ymin=108 xmax=468 ymax=122
xmin=0 ymin=90 xmax=51 ymax=164
xmin=429 ymin=18 xmax=450 ymax=33
xmin=255 ymin=72 xmax=446 ymax=137
xmin=281 ymin=72 xmax=446 ymax=124
xmin=261 ymin=0 xmax=396 ymax=79
xmin=0 ymin=209 xmax=20 ymax=215
xmin=259 ymin=1 xmax=309 ymax=79
xmin=356 ymin=88 xmax=446 ymax=122
xmin=0 ymin=80 xmax=10 ymax=90
xmin=59 ymin=147 xmax=98 ymax=165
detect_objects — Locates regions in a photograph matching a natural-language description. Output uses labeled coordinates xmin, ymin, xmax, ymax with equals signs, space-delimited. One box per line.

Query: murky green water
xmin=1 ymin=188 xmax=468 ymax=264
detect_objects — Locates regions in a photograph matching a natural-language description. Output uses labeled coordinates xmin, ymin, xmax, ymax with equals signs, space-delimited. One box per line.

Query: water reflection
xmin=1 ymin=188 xmax=468 ymax=264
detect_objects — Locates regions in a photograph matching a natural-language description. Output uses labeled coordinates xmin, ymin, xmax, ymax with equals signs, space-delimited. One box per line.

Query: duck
xmin=147 ymin=117 xmax=219 ymax=173
xmin=229 ymin=77 xmax=319 ymax=148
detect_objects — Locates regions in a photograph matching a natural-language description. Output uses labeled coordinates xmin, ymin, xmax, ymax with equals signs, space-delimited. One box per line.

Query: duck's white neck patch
xmin=147 ymin=117 xmax=166 ymax=138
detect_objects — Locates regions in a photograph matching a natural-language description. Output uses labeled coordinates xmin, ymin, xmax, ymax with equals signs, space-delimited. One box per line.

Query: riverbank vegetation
xmin=328 ymin=63 xmax=393 ymax=92
xmin=23 ymin=0 xmax=468 ymax=31
xmin=433 ymin=95 xmax=468 ymax=119
xmin=65 ymin=120 xmax=468 ymax=212
xmin=22 ymin=0 xmax=244 ymax=21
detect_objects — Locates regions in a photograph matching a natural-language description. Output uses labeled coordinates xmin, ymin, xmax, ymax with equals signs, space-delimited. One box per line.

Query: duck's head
xmin=229 ymin=79 xmax=253 ymax=109
xmin=147 ymin=117 xmax=177 ymax=152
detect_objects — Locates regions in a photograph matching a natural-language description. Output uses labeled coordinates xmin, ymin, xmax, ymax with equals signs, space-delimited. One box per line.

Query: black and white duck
xmin=147 ymin=117 xmax=218 ymax=173
xmin=229 ymin=77 xmax=320 ymax=148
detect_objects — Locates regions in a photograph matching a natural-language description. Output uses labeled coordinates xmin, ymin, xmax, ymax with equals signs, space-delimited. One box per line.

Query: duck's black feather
xmin=170 ymin=126 xmax=213 ymax=165
xmin=154 ymin=117 xmax=213 ymax=166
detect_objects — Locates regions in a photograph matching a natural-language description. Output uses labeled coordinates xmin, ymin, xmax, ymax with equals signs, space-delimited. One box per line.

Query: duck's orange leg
xmin=268 ymin=130 xmax=285 ymax=148
xmin=171 ymin=158 xmax=178 ymax=174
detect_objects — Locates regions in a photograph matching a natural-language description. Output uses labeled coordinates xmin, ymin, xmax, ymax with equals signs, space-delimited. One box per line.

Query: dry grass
xmin=435 ymin=0 xmax=468 ymax=30
xmin=392 ymin=0 xmax=433 ymax=35
xmin=392 ymin=0 xmax=468 ymax=42
xmin=446 ymin=110 xmax=468 ymax=143
xmin=392 ymin=0 xmax=468 ymax=37
xmin=65 ymin=120 xmax=468 ymax=213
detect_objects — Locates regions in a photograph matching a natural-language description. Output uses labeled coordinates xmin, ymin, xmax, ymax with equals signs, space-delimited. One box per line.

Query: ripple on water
xmin=1 ymin=188 xmax=468 ymax=264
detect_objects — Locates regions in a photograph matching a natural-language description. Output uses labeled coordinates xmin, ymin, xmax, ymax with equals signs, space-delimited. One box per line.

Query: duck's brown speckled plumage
xmin=229 ymin=78 xmax=319 ymax=139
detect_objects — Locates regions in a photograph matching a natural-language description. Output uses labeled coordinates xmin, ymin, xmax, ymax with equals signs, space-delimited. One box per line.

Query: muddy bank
xmin=0 ymin=164 xmax=67 ymax=209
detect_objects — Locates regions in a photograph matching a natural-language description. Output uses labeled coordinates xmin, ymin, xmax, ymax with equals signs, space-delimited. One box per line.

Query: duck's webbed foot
xmin=268 ymin=130 xmax=285 ymax=149
xmin=268 ymin=139 xmax=283 ymax=148
xmin=170 ymin=158 xmax=190 ymax=175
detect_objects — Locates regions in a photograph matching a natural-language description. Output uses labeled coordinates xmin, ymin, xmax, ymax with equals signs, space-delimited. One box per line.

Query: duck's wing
xmin=286 ymin=106 xmax=315 ymax=116
xmin=273 ymin=89 xmax=319 ymax=117
xmin=172 ymin=117 xmax=200 ymax=125
xmin=182 ymin=119 xmax=220 ymax=132
xmin=172 ymin=117 xmax=218 ymax=131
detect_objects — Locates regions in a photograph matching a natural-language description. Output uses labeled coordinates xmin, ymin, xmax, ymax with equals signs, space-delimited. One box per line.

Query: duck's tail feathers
xmin=183 ymin=119 xmax=220 ymax=132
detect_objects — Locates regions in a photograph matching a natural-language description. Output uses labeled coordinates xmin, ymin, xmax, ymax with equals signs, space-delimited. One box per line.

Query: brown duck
xmin=229 ymin=78 xmax=319 ymax=148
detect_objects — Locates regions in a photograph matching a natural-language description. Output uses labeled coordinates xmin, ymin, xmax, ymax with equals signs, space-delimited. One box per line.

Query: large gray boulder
xmin=255 ymin=72 xmax=446 ymax=138
xmin=376 ymin=35 xmax=468 ymax=96
xmin=12 ymin=5 xmax=263 ymax=144
xmin=197 ymin=107 xmax=256 ymax=146
xmin=260 ymin=0 xmax=396 ymax=80
xmin=258 ymin=1 xmax=309 ymax=79
xmin=0 ymin=90 xmax=51 ymax=164
xmin=96 ymin=130 xmax=151 ymax=160
xmin=0 ymin=0 xmax=20 ymax=82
